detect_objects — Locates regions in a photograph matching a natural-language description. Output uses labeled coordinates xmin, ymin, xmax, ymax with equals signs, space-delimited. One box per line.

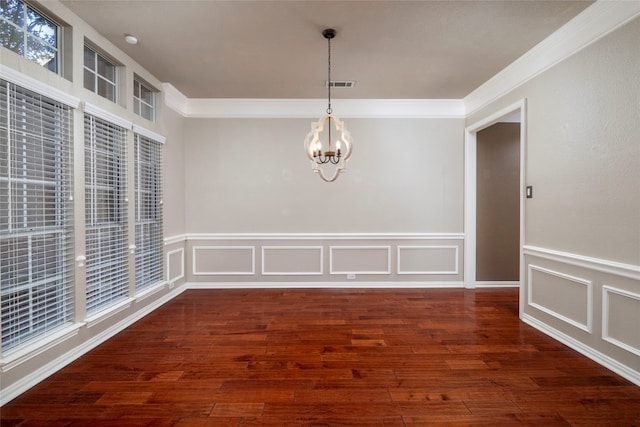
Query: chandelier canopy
xmin=304 ymin=29 xmax=353 ymax=182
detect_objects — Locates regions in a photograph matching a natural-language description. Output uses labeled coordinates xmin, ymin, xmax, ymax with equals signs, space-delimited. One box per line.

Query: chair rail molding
xmin=523 ymin=245 xmax=640 ymax=281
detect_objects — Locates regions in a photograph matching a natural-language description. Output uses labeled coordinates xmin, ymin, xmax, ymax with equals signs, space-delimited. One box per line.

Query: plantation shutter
xmin=0 ymin=80 xmax=74 ymax=352
xmin=84 ymin=114 xmax=128 ymax=314
xmin=134 ymin=133 xmax=163 ymax=291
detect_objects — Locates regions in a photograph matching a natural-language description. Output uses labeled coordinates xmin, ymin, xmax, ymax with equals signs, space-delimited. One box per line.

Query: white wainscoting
xmin=523 ymin=245 xmax=640 ymax=387
xmin=192 ymin=246 xmax=256 ymax=275
xmin=527 ymin=264 xmax=592 ymax=333
xmin=602 ymin=285 xmax=640 ymax=357
xmin=185 ymin=233 xmax=464 ymax=284
xmin=397 ymin=245 xmax=459 ymax=275
xmin=166 ymin=247 xmax=185 ymax=283
xmin=262 ymin=246 xmax=323 ymax=275
xmin=329 ymin=246 xmax=391 ymax=275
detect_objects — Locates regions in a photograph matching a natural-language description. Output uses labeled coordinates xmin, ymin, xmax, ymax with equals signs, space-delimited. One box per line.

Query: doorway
xmin=463 ymin=99 xmax=526 ymax=311
xmin=476 ymin=121 xmax=520 ymax=285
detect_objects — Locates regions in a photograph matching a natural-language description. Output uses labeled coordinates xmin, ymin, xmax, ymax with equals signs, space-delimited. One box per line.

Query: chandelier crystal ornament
xmin=304 ymin=28 xmax=353 ymax=182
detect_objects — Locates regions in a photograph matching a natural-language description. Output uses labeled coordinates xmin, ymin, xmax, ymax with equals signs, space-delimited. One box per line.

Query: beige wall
xmin=476 ymin=123 xmax=520 ymax=281
xmin=467 ymin=16 xmax=640 ymax=380
xmin=162 ymin=106 xmax=186 ymax=238
xmin=183 ymin=118 xmax=464 ymax=233
xmin=468 ymin=17 xmax=640 ymax=266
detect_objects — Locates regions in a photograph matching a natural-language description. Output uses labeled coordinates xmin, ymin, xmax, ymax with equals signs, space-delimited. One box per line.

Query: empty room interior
xmin=0 ymin=0 xmax=639 ymax=424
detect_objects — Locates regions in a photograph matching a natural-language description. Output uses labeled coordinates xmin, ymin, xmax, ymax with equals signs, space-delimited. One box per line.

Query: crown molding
xmin=161 ymin=87 xmax=464 ymax=119
xmin=464 ymin=0 xmax=640 ymax=116
xmin=162 ymin=82 xmax=190 ymax=116
xmin=162 ymin=1 xmax=640 ymax=120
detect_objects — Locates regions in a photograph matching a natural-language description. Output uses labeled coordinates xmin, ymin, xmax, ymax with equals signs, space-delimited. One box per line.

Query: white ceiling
xmin=60 ymin=0 xmax=593 ymax=99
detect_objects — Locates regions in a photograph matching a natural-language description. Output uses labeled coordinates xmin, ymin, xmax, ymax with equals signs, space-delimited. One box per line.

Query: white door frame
xmin=463 ymin=99 xmax=527 ymax=309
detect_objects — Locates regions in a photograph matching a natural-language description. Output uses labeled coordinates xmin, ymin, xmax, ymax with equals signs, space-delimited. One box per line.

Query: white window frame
xmin=133 ymin=78 xmax=155 ymax=122
xmin=83 ymin=45 xmax=117 ymax=103
xmin=0 ymin=0 xmax=60 ymax=73
xmin=0 ymin=80 xmax=74 ymax=353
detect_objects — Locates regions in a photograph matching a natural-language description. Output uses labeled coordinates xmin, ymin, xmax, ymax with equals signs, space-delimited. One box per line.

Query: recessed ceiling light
xmin=124 ymin=34 xmax=138 ymax=45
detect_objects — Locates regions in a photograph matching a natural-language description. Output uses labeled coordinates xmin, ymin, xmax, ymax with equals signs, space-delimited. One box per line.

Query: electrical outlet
xmin=347 ymin=273 xmax=356 ymax=280
xmin=169 ymin=281 xmax=174 ymax=289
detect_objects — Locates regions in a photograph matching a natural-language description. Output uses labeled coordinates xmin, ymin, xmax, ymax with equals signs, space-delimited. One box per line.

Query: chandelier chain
xmin=327 ymin=35 xmax=332 ymax=115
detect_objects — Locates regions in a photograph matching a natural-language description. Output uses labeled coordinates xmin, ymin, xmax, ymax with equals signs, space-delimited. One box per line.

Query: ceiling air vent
xmin=326 ymin=80 xmax=356 ymax=88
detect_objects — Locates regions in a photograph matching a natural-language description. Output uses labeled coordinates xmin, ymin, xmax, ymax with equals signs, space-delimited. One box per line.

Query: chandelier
xmin=304 ymin=28 xmax=353 ymax=182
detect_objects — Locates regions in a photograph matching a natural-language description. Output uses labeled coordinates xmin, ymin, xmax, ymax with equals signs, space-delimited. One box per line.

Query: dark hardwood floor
xmin=2 ymin=288 xmax=639 ymax=426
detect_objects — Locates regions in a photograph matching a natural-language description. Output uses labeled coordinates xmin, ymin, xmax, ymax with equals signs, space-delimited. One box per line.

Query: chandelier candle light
xmin=304 ymin=28 xmax=353 ymax=182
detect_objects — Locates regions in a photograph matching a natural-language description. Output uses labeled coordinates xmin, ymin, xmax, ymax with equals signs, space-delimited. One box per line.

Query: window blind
xmin=84 ymin=114 xmax=128 ymax=314
xmin=0 ymin=80 xmax=74 ymax=353
xmin=134 ymin=133 xmax=163 ymax=291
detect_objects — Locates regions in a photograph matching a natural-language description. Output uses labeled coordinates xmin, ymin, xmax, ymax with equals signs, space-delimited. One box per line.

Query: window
xmin=0 ymin=0 xmax=59 ymax=72
xmin=133 ymin=78 xmax=155 ymax=121
xmin=84 ymin=114 xmax=128 ymax=314
xmin=83 ymin=46 xmax=117 ymax=102
xmin=0 ymin=80 xmax=74 ymax=352
xmin=134 ymin=134 xmax=163 ymax=291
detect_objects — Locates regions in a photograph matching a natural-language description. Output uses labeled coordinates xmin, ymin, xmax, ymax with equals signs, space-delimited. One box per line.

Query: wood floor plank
xmin=210 ymin=403 xmax=264 ymax=417
xmin=2 ymin=288 xmax=639 ymax=426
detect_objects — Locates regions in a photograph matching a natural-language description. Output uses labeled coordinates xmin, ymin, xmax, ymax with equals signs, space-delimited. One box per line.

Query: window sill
xmin=135 ymin=281 xmax=167 ymax=302
xmin=85 ymin=298 xmax=135 ymax=329
xmin=0 ymin=323 xmax=83 ymax=372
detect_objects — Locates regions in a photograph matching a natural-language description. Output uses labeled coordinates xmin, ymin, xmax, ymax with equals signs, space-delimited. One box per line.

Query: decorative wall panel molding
xmin=602 ymin=285 xmax=640 ymax=357
xmin=262 ymin=246 xmax=323 ymax=275
xmin=527 ymin=264 xmax=592 ymax=333
xmin=397 ymin=245 xmax=459 ymax=275
xmin=185 ymin=233 xmax=463 ymax=283
xmin=192 ymin=246 xmax=255 ymax=275
xmin=524 ymin=247 xmax=640 ymax=388
xmin=167 ymin=247 xmax=185 ymax=283
xmin=330 ymin=246 xmax=391 ymax=275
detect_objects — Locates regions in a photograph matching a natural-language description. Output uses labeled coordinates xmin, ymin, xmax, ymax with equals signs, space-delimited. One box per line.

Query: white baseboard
xmin=476 ymin=281 xmax=520 ymax=288
xmin=521 ymin=313 xmax=640 ymax=387
xmin=186 ymin=281 xmax=465 ymax=289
